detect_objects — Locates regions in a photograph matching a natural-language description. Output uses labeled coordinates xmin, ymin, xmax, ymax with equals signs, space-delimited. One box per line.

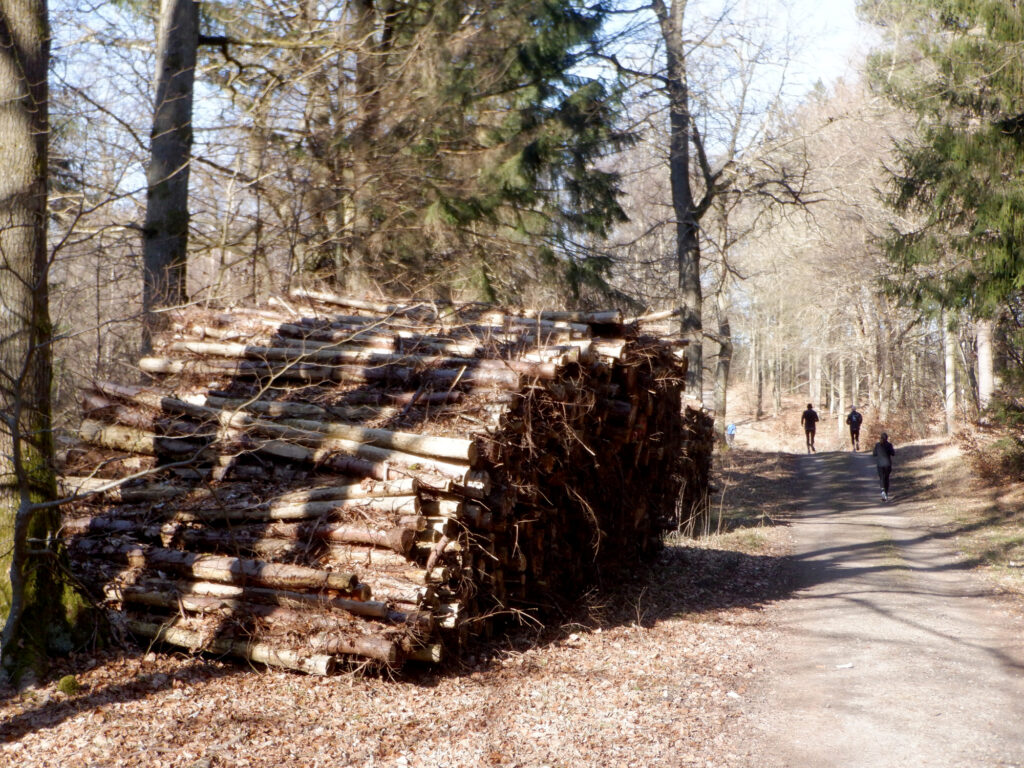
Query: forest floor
xmin=3 ymin=397 xmax=1024 ymax=767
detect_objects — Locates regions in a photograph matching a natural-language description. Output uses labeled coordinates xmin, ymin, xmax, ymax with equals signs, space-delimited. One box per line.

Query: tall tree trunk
xmin=943 ymin=311 xmax=957 ymax=434
xmin=852 ymin=356 xmax=860 ymax=408
xmin=0 ymin=0 xmax=88 ymax=683
xmin=344 ymin=0 xmax=393 ymax=293
xmin=653 ymin=0 xmax=703 ymax=398
xmin=712 ymin=284 xmax=732 ymax=442
xmin=976 ymin=317 xmax=995 ymax=411
xmin=756 ymin=361 xmax=764 ymax=420
xmin=829 ymin=360 xmax=837 ymax=414
xmin=837 ymin=356 xmax=846 ymax=437
xmin=142 ymin=0 xmax=198 ymax=349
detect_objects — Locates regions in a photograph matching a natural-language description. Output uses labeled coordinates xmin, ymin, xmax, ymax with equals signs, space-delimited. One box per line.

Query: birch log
xmin=127 ymin=620 xmax=337 ymax=675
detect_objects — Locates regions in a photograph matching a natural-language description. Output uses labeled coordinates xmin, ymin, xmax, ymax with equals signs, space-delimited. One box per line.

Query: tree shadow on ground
xmin=0 ymin=651 xmax=242 ymax=743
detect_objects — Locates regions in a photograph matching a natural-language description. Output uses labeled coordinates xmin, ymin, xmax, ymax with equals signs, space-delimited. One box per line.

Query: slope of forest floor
xmin=3 ymin=401 xmax=1023 ymax=767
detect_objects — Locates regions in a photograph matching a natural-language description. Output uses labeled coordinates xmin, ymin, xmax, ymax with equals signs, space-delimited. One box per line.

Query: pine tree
xmin=866 ymin=0 xmax=1024 ymax=316
xmin=200 ymin=0 xmax=631 ymax=302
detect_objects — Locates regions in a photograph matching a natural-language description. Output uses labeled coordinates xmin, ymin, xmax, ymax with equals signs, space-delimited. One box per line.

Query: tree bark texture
xmin=0 ymin=0 xmax=86 ymax=682
xmin=142 ymin=0 xmax=198 ymax=343
xmin=712 ymin=279 xmax=732 ymax=441
xmin=653 ymin=0 xmax=703 ymax=398
xmin=976 ymin=318 xmax=994 ymax=411
xmin=944 ymin=311 xmax=957 ymax=434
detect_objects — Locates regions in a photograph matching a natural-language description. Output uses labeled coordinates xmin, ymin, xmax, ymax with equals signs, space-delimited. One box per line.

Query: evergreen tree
xmin=199 ymin=0 xmax=631 ymax=302
xmin=865 ymin=0 xmax=1024 ymax=317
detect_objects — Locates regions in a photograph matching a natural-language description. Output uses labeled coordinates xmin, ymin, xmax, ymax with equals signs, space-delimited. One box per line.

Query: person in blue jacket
xmin=872 ymin=432 xmax=895 ymax=501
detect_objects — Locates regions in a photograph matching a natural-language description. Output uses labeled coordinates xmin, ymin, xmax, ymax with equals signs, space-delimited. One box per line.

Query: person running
xmin=872 ymin=431 xmax=895 ymax=501
xmin=801 ymin=403 xmax=819 ymax=453
xmin=846 ymin=405 xmax=863 ymax=451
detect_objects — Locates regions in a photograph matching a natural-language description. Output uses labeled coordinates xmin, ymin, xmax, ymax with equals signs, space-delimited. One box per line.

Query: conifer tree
xmin=199 ymin=0 xmax=631 ymax=301
xmin=866 ymin=0 xmax=1024 ymax=317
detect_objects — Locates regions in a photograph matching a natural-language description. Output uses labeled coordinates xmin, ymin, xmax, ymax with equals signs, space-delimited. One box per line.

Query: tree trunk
xmin=837 ymin=356 xmax=846 ymax=438
xmin=142 ymin=0 xmax=198 ymax=349
xmin=976 ymin=317 xmax=995 ymax=412
xmin=0 ymin=1 xmax=89 ymax=683
xmin=852 ymin=356 xmax=860 ymax=408
xmin=943 ymin=311 xmax=957 ymax=434
xmin=654 ymin=0 xmax=703 ymax=398
xmin=712 ymin=286 xmax=732 ymax=442
xmin=344 ymin=0 xmax=388 ymax=292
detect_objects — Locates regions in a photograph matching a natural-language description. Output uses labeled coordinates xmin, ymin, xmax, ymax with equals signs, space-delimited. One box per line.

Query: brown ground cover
xmin=4 ymin=397 xmax=1023 ymax=768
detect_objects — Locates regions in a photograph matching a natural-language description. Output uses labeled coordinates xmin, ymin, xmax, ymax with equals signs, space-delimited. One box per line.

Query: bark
xmin=345 ymin=0 xmax=383 ymax=291
xmin=167 ymin=340 xmax=559 ymax=380
xmin=138 ymin=355 xmax=523 ymax=389
xmin=75 ymin=543 xmax=360 ymax=593
xmin=712 ymin=281 xmax=732 ymax=442
xmin=127 ymin=620 xmax=337 ymax=675
xmin=0 ymin=1 xmax=88 ymax=682
xmin=943 ymin=311 xmax=957 ymax=434
xmin=113 ymin=579 xmax=430 ymax=627
xmin=142 ymin=0 xmax=199 ymax=345
xmin=652 ymin=0 xmax=704 ymax=399
xmin=976 ymin=318 xmax=995 ymax=411
xmin=90 ymin=383 xmax=480 ymax=464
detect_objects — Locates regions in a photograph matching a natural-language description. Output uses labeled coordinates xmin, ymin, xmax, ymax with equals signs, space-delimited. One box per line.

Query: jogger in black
xmin=872 ymin=432 xmax=895 ymax=501
xmin=846 ymin=406 xmax=863 ymax=451
xmin=801 ymin=403 xmax=819 ymax=453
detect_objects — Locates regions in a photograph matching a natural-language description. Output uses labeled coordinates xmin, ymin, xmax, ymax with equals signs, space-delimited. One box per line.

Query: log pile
xmin=62 ymin=291 xmax=712 ymax=673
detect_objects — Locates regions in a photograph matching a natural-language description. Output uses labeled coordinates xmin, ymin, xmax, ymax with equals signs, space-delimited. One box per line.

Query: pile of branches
xmin=61 ymin=290 xmax=713 ymax=673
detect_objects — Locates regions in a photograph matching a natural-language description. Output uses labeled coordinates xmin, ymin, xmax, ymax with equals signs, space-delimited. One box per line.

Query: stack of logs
xmin=61 ymin=290 xmax=712 ymax=673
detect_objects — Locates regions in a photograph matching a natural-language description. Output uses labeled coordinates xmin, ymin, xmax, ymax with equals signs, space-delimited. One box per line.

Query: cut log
xmin=309 ymin=632 xmax=401 ymax=665
xmin=59 ymin=476 xmax=202 ymax=504
xmin=79 ymin=419 xmax=213 ymax=460
xmin=523 ymin=308 xmax=623 ymax=324
xmin=407 ymin=643 xmax=443 ymax=663
xmin=127 ymin=620 xmax=336 ymax=675
xmin=170 ymin=495 xmax=420 ymax=524
xmin=75 ymin=542 xmax=361 ymax=593
xmin=166 ymin=341 xmax=560 ymax=381
xmin=152 ymin=518 xmax=418 ymax=554
xmin=289 ymin=288 xmax=418 ymax=316
xmin=134 ymin=580 xmax=431 ymax=628
xmin=281 ymin=418 xmax=479 ymax=465
xmin=108 ymin=586 xmax=416 ymax=653
xmin=272 ymin=478 xmax=419 ymax=504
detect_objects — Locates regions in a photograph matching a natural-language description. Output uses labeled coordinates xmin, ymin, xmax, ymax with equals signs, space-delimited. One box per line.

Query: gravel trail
xmin=731 ymin=448 xmax=1024 ymax=767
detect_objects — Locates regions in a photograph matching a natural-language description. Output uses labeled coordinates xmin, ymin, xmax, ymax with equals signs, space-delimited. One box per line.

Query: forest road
xmin=729 ymin=449 xmax=1024 ymax=768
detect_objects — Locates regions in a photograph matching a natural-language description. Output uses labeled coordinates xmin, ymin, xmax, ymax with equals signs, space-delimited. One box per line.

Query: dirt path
xmin=730 ymin=448 xmax=1024 ymax=767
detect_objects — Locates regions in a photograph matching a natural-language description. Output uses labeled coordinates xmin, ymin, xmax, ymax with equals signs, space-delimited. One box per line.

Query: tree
xmin=0 ymin=0 xmax=89 ymax=684
xmin=866 ymin=0 xmax=1024 ymax=407
xmin=650 ymin=0 xmax=705 ymax=395
xmin=604 ymin=1 xmax=812 ymax=400
xmin=142 ymin=0 xmax=198 ymax=346
xmin=190 ymin=0 xmax=630 ymax=303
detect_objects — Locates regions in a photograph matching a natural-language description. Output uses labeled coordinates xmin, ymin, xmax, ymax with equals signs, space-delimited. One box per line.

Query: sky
xmin=783 ymin=0 xmax=878 ymax=93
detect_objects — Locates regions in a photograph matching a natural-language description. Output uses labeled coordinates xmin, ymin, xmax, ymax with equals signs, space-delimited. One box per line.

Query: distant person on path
xmin=872 ymin=432 xmax=895 ymax=501
xmin=801 ymin=403 xmax=819 ymax=453
xmin=846 ymin=406 xmax=863 ymax=451
xmin=725 ymin=423 xmax=737 ymax=447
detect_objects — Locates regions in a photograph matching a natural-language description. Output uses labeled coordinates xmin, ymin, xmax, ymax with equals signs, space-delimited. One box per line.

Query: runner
xmin=846 ymin=405 xmax=863 ymax=451
xmin=872 ymin=431 xmax=895 ymax=501
xmin=800 ymin=403 xmax=819 ymax=453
